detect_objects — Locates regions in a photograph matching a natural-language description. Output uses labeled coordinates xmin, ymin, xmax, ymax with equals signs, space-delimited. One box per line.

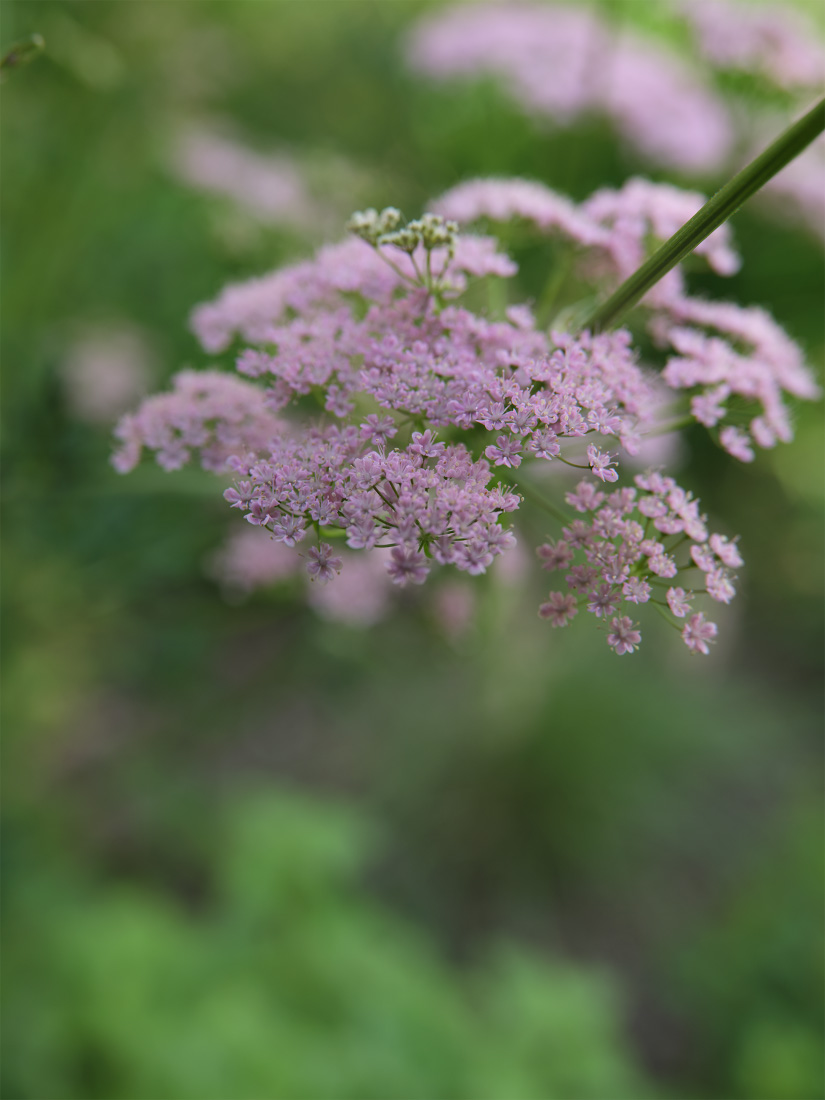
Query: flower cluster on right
xmin=537 ymin=473 xmax=743 ymax=655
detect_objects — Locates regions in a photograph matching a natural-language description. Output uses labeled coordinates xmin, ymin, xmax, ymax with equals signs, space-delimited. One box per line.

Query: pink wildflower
xmin=114 ymin=203 xmax=766 ymax=658
xmin=623 ymin=577 xmax=652 ymax=604
xmin=587 ymin=583 xmax=621 ymax=618
xmin=485 ymin=435 xmax=522 ymax=468
xmin=666 ymin=587 xmax=692 ymax=618
xmin=306 ymin=543 xmax=343 ymax=584
xmin=386 ymin=547 xmax=429 ymax=586
xmin=538 ymin=591 xmax=578 ymax=627
xmin=691 ymin=544 xmax=717 ymax=573
xmin=719 ymin=426 xmax=755 ymax=463
xmin=709 ymin=533 xmax=744 ymax=570
xmin=607 ymin=616 xmax=642 ymax=655
xmin=566 ymin=480 xmax=605 ymax=512
xmin=536 ymin=540 xmax=574 ymax=571
xmin=706 ymin=568 xmax=736 ymax=604
xmin=682 ymin=612 xmax=718 ymax=655
xmin=586 ymin=444 xmax=619 ymax=483
xmin=62 ymin=325 xmax=153 ymax=424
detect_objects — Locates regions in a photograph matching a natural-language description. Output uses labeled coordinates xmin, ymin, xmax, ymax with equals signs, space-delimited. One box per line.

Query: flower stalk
xmin=0 ymin=34 xmax=45 ymax=77
xmin=581 ymin=97 xmax=825 ymax=334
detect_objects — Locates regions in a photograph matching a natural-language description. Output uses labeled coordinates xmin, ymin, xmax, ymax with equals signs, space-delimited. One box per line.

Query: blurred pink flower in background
xmin=169 ymin=124 xmax=319 ymax=228
xmin=406 ymin=2 xmax=732 ymax=173
xmin=433 ymin=581 xmax=476 ymax=639
xmin=61 ymin=325 xmax=154 ymax=423
xmin=759 ymin=133 xmax=825 ymax=242
xmin=307 ymin=549 xmax=394 ymax=626
xmin=209 ymin=527 xmax=394 ymax=627
xmin=678 ymin=0 xmax=825 ymax=90
xmin=208 ymin=525 xmax=297 ymax=595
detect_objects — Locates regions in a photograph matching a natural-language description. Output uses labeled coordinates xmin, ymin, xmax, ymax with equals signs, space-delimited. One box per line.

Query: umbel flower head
xmin=113 ymin=192 xmax=815 ymax=654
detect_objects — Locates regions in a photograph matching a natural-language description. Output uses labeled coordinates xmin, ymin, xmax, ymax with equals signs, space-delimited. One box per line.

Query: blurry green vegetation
xmin=2 ymin=2 xmax=823 ymax=1099
xmin=3 ymin=791 xmax=649 ymax=1100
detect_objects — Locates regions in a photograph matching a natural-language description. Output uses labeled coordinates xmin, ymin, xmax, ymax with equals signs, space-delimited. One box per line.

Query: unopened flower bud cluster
xmin=348 ymin=207 xmax=458 ymax=255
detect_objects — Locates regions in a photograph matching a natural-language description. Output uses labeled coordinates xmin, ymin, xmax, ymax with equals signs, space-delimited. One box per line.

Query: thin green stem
xmin=1 ymin=34 xmax=45 ymax=75
xmin=642 ymin=415 xmax=694 ymax=438
xmin=535 ymin=249 xmax=573 ymax=326
xmin=652 ymin=601 xmax=681 ymax=633
xmin=580 ymin=97 xmax=825 ymax=334
xmin=501 ymin=471 xmax=573 ymax=526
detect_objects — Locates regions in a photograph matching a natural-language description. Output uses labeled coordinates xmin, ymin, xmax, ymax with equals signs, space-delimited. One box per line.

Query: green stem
xmin=501 ymin=470 xmax=573 ymax=526
xmin=535 ymin=249 xmax=573 ymax=326
xmin=643 ymin=415 xmax=695 ymax=437
xmin=580 ymin=97 xmax=825 ymax=334
xmin=652 ymin=601 xmax=681 ymax=633
xmin=1 ymin=34 xmax=45 ymax=74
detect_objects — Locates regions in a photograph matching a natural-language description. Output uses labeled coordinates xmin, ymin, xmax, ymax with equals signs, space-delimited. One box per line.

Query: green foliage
xmin=3 ymin=792 xmax=648 ymax=1100
xmin=674 ymin=804 xmax=825 ymax=1100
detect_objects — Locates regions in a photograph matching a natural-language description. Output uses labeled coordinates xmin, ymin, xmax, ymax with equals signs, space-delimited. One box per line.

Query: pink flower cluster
xmin=112 ymin=370 xmax=283 ymax=473
xmin=537 ymin=473 xmax=742 ymax=655
xmin=405 ymin=2 xmax=732 ymax=173
xmin=113 ymin=209 xmax=670 ymax=643
xmin=434 ymin=176 xmax=818 ymax=460
xmin=652 ymin=296 xmax=820 ymax=460
xmin=678 ymin=0 xmax=825 ymax=91
xmin=62 ymin=325 xmax=153 ymax=424
xmin=434 ymin=176 xmax=741 ymax=306
xmin=112 ymin=197 xmax=799 ymax=654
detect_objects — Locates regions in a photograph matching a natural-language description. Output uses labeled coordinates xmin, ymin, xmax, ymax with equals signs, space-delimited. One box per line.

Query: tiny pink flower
xmin=682 ymin=612 xmax=718 ymax=655
xmin=536 ymin=539 xmax=574 ymax=571
xmin=272 ymin=514 xmax=307 ymax=547
xmin=587 ymin=444 xmax=619 ymax=483
xmin=224 ymin=481 xmax=254 ymax=509
xmin=306 ymin=542 xmax=343 ymax=584
xmin=706 ymin=567 xmax=736 ymax=604
xmin=719 ymin=425 xmax=755 ymax=462
xmin=566 ymin=480 xmax=605 ymax=512
xmin=750 ymin=417 xmax=776 ymax=448
xmin=623 ymin=577 xmax=651 ymax=603
xmin=666 ymin=586 xmax=692 ymax=617
xmin=563 ymin=520 xmax=593 ymax=549
xmin=360 ymin=414 xmax=397 ymax=444
xmin=709 ymin=533 xmax=744 ymax=569
xmin=538 ymin=591 xmax=578 ymax=627
xmin=485 ymin=435 xmax=522 ymax=468
xmin=528 ymin=429 xmax=560 ymax=459
xmin=607 ymin=616 xmax=642 ymax=655
xmin=648 ymin=550 xmax=678 ymax=578
xmin=409 ymin=429 xmax=445 ymax=460
xmin=691 ymin=544 xmax=716 ymax=572
xmin=638 ymin=496 xmax=668 ymax=518
xmin=386 ymin=546 xmax=429 ymax=586
xmin=691 ymin=389 xmax=727 ymax=427
xmin=566 ymin=564 xmax=600 ymax=591
xmin=587 ymin=583 xmax=621 ymax=617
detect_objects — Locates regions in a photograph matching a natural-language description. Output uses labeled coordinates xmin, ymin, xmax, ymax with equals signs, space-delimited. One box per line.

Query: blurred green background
xmin=1 ymin=2 xmax=823 ymax=1098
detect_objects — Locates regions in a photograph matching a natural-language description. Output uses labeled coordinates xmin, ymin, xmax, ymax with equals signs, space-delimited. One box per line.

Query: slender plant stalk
xmin=0 ymin=34 xmax=45 ymax=76
xmin=580 ymin=97 xmax=825 ymax=334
